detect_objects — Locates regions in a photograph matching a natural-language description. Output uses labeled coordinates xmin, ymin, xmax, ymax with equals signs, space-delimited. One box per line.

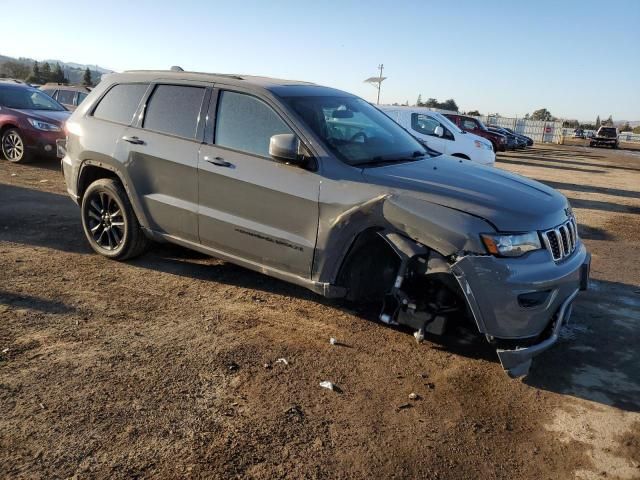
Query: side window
xmin=411 ymin=113 xmax=441 ymax=137
xmin=462 ymin=119 xmax=478 ymax=130
xmin=93 ymin=83 xmax=148 ymax=125
xmin=57 ymin=90 xmax=76 ymax=105
xmin=143 ymin=85 xmax=206 ymax=139
xmin=215 ymin=90 xmax=292 ymax=157
xmin=76 ymin=92 xmax=88 ymax=105
xmin=42 ymin=89 xmax=57 ymax=99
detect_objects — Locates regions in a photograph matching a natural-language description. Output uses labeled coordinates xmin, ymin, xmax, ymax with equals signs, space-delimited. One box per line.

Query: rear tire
xmin=81 ymin=178 xmax=149 ymax=260
xmin=1 ymin=128 xmax=32 ymax=163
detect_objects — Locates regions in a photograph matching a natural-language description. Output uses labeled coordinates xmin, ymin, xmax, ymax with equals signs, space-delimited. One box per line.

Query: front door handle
xmin=122 ymin=136 xmax=145 ymax=145
xmin=204 ymin=156 xmax=233 ymax=168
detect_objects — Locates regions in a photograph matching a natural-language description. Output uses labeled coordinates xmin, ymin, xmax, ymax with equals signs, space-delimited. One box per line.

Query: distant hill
xmin=0 ymin=53 xmax=114 ymax=85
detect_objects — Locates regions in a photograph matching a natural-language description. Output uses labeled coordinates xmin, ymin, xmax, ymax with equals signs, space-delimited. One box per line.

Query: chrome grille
xmin=543 ymin=217 xmax=578 ymax=261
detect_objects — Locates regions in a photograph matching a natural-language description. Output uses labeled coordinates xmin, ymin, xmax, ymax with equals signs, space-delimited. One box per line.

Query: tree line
xmin=1 ymin=60 xmax=93 ymax=86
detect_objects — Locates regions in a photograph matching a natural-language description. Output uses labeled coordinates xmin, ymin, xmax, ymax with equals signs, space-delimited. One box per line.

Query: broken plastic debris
xmin=414 ymin=329 xmax=425 ymax=343
xmin=275 ymin=358 xmax=289 ymax=366
xmin=329 ymin=337 xmax=338 ymax=346
xmin=319 ymin=380 xmax=335 ymax=391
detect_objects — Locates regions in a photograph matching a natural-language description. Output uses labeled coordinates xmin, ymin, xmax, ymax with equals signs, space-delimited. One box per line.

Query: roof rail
xmin=122 ymin=69 xmax=244 ymax=80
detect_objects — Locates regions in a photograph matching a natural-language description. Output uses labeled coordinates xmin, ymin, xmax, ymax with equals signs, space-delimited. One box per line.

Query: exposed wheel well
xmin=77 ymin=165 xmax=120 ymax=201
xmin=451 ymin=153 xmax=470 ymax=160
xmin=337 ymin=228 xmax=400 ymax=303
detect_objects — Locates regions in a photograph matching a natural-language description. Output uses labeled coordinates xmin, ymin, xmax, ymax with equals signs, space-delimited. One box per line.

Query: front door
xmin=198 ymin=89 xmax=320 ymax=277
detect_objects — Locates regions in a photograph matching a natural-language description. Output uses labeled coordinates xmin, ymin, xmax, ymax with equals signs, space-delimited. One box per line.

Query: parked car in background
xmin=60 ymin=69 xmax=590 ymax=377
xmin=502 ymin=127 xmax=534 ymax=146
xmin=0 ymin=82 xmax=70 ymax=163
xmin=488 ymin=126 xmax=526 ymax=149
xmin=41 ymin=84 xmax=92 ymax=111
xmin=590 ymin=126 xmax=619 ymax=148
xmin=573 ymin=128 xmax=585 ymax=139
xmin=443 ymin=113 xmax=507 ymax=152
xmin=380 ymin=107 xmax=495 ymax=165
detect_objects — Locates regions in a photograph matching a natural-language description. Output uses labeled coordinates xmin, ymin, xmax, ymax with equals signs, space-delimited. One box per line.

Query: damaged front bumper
xmin=451 ymin=245 xmax=590 ymax=377
xmin=495 ymin=288 xmax=578 ymax=377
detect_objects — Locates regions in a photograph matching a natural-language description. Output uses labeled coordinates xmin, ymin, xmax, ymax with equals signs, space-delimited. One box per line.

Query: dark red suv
xmin=0 ymin=81 xmax=70 ymax=163
xmin=444 ymin=113 xmax=507 ymax=152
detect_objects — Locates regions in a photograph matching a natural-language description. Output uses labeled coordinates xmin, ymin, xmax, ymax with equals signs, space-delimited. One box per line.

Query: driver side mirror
xmin=269 ymin=134 xmax=305 ymax=166
xmin=434 ymin=125 xmax=444 ymax=137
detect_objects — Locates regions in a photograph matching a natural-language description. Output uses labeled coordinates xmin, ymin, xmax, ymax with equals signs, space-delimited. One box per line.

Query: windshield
xmin=0 ymin=86 xmax=65 ymax=111
xmin=280 ymin=95 xmax=428 ymax=166
xmin=598 ymin=127 xmax=617 ymax=137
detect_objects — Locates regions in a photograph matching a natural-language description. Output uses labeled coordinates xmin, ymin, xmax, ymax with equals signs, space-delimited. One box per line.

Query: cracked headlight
xmin=481 ymin=232 xmax=541 ymax=257
xmin=28 ymin=118 xmax=61 ymax=132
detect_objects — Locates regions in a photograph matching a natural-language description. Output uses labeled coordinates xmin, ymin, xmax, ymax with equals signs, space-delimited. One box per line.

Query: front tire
xmin=1 ymin=128 xmax=31 ymax=163
xmin=81 ymin=178 xmax=149 ymax=260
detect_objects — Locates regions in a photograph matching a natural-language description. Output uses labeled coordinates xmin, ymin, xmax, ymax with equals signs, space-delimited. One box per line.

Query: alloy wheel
xmin=84 ymin=191 xmax=126 ymax=251
xmin=2 ymin=131 xmax=24 ymax=161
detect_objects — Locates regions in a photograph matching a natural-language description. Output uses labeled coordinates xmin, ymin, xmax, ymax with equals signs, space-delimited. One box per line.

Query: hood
xmin=362 ymin=155 xmax=569 ymax=231
xmin=13 ymin=109 xmax=71 ymax=125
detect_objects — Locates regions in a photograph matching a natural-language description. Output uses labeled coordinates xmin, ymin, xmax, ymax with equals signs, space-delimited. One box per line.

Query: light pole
xmin=364 ymin=64 xmax=387 ymax=105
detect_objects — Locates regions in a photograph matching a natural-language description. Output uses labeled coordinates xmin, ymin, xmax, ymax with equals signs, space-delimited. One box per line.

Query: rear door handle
xmin=122 ymin=136 xmax=145 ymax=145
xmin=204 ymin=156 xmax=233 ymax=168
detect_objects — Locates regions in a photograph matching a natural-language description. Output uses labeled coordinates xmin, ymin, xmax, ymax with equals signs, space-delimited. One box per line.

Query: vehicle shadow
xmin=526 ymin=279 xmax=640 ymax=413
xmin=534 ymin=180 xmax=640 ymax=200
xmin=0 ymin=289 xmax=76 ymax=314
xmin=497 ymin=158 xmax=606 ymax=174
xmin=0 ymin=184 xmax=90 ymax=254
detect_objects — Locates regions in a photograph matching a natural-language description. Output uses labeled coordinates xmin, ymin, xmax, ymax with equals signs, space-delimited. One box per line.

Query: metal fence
xmin=431 ymin=108 xmax=564 ymax=143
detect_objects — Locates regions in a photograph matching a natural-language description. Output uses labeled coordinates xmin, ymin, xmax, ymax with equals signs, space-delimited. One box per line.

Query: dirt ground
xmin=1 ymin=143 xmax=639 ymax=479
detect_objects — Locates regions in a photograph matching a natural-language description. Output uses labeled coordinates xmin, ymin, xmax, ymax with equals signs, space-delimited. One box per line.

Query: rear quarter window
xmin=142 ymin=84 xmax=206 ymax=139
xmin=92 ymin=83 xmax=149 ymax=125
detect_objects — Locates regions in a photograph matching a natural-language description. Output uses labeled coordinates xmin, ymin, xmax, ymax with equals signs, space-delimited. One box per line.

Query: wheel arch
xmin=77 ymin=160 xmax=151 ymax=230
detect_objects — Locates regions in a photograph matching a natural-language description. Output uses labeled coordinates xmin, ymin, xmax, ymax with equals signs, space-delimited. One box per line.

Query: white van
xmin=380 ymin=107 xmax=495 ymax=166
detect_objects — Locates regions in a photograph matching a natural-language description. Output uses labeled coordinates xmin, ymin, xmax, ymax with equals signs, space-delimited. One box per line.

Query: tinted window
xmin=41 ymin=89 xmax=57 ymax=98
xmin=57 ymin=90 xmax=76 ymax=105
xmin=142 ymin=85 xmax=205 ymax=139
xmin=77 ymin=92 xmax=88 ymax=105
xmin=411 ymin=114 xmax=441 ymax=136
xmin=215 ymin=91 xmax=292 ymax=157
xmin=93 ymin=83 xmax=148 ymax=125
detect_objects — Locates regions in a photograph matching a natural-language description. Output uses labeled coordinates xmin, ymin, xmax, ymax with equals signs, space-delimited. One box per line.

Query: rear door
xmin=197 ymin=88 xmax=320 ymax=277
xmin=120 ymin=83 xmax=209 ymax=243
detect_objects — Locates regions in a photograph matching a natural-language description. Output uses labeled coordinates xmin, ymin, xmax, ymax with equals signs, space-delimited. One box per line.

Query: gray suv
xmin=61 ymin=70 xmax=590 ymax=376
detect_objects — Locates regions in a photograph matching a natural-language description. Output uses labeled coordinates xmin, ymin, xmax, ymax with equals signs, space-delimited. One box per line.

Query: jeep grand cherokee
xmin=61 ymin=70 xmax=591 ymax=377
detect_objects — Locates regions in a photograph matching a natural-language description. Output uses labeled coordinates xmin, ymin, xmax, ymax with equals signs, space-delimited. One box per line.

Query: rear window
xmin=93 ymin=83 xmax=148 ymax=125
xmin=57 ymin=90 xmax=76 ymax=105
xmin=143 ymin=85 xmax=206 ymax=139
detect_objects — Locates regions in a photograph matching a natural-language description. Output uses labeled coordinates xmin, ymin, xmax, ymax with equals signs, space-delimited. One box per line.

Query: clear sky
xmin=2 ymin=0 xmax=639 ymax=121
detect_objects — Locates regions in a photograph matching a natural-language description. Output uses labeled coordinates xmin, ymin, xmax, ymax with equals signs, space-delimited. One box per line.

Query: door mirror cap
xmin=434 ymin=125 xmax=444 ymax=137
xmin=269 ymin=134 xmax=303 ymax=164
